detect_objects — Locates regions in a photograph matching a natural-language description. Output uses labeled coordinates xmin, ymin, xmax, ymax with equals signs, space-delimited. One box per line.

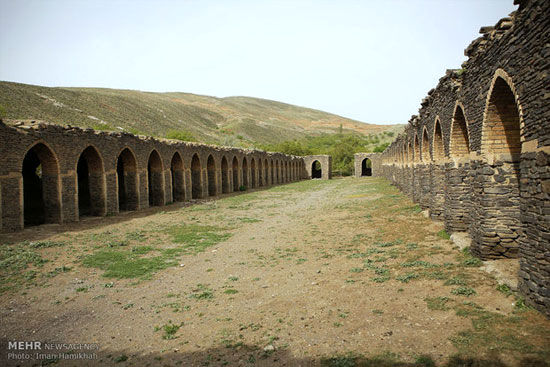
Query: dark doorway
xmin=77 ymin=146 xmax=105 ymax=217
xmin=232 ymin=157 xmax=239 ymax=191
xmin=242 ymin=157 xmax=248 ymax=188
xmin=312 ymin=160 xmax=322 ymax=179
xmin=207 ymin=155 xmax=216 ymax=196
xmin=117 ymin=148 xmax=138 ymax=211
xmin=171 ymin=152 xmax=185 ymax=202
xmin=361 ymin=158 xmax=372 ymax=176
xmin=221 ymin=156 xmax=229 ymax=193
xmin=148 ymin=150 xmax=164 ymax=206
xmin=22 ymin=143 xmax=60 ymax=226
xmin=191 ymin=154 xmax=202 ymax=199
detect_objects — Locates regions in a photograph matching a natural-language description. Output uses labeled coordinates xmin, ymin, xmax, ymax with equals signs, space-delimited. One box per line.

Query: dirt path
xmin=1 ymin=178 xmax=549 ymax=367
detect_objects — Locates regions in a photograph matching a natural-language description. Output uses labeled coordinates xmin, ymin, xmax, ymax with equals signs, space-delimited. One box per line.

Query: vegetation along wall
xmin=378 ymin=0 xmax=549 ymax=316
xmin=0 ymin=120 xmax=333 ymax=233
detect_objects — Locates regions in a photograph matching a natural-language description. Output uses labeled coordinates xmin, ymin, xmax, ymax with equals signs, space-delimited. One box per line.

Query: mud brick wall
xmin=0 ymin=121 xmax=308 ymax=233
xmin=376 ymin=0 xmax=550 ymax=316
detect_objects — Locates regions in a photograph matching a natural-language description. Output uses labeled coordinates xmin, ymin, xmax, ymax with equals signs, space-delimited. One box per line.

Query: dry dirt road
xmin=1 ymin=177 xmax=549 ymax=367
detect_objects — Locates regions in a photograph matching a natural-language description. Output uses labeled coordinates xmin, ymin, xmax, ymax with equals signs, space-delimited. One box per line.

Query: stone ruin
xmin=373 ymin=0 xmax=549 ymax=316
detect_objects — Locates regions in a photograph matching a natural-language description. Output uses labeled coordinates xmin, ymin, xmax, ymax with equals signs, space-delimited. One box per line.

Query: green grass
xmin=425 ymin=296 xmax=451 ymax=311
xmin=82 ymin=225 xmax=230 ymax=279
xmin=0 ymin=81 xmax=400 ymax=148
xmin=164 ymin=224 xmax=231 ymax=254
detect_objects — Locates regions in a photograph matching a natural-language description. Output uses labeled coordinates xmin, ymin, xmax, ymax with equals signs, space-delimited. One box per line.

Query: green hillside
xmin=0 ymin=81 xmax=402 ymax=148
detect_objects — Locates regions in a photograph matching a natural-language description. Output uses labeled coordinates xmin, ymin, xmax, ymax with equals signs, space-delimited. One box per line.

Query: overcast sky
xmin=0 ymin=0 xmax=517 ymax=125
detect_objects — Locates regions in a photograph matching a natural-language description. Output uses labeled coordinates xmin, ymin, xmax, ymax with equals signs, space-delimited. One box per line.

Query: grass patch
xmin=425 ymin=296 xmax=451 ymax=311
xmin=164 ymin=224 xmax=231 ymax=254
xmin=437 ymin=230 xmax=451 ymax=240
xmin=451 ymin=287 xmax=476 ymax=297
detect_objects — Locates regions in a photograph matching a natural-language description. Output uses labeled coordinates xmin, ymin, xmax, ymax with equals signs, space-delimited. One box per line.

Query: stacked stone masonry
xmin=0 ymin=120 xmax=332 ymax=234
xmin=377 ymin=0 xmax=549 ymax=316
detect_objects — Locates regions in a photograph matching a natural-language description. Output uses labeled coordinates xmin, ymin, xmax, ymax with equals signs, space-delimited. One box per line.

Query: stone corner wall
xmin=354 ymin=153 xmax=381 ymax=178
xmin=375 ymin=0 xmax=550 ymax=317
xmin=303 ymin=155 xmax=332 ymax=180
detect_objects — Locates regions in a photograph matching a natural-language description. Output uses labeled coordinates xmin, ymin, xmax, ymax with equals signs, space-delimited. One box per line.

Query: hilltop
xmin=0 ymin=81 xmax=402 ymax=148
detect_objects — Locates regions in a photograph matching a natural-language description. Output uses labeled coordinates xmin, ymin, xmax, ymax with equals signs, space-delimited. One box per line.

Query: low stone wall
xmin=0 ymin=121 xmax=308 ymax=233
xmin=376 ymin=0 xmax=550 ymax=316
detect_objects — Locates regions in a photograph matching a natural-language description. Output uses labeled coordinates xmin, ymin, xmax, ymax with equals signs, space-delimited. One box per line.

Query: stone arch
xmin=22 ymin=142 xmax=62 ymax=226
xmin=481 ymin=69 xmax=523 ymax=156
xmin=117 ymin=147 xmax=139 ymax=211
xmin=407 ymin=141 xmax=412 ymax=163
xmin=361 ymin=158 xmax=372 ymax=176
xmin=450 ymin=103 xmax=470 ymax=158
xmin=207 ymin=154 xmax=216 ymax=197
xmin=433 ymin=118 xmax=445 ymax=162
xmin=242 ymin=157 xmax=249 ymax=188
xmin=264 ymin=159 xmax=269 ymax=185
xmin=221 ymin=156 xmax=230 ymax=194
xmin=258 ymin=159 xmax=263 ymax=186
xmin=171 ymin=152 xmax=185 ymax=202
xmin=251 ymin=158 xmax=257 ymax=188
xmin=148 ymin=149 xmax=164 ymax=206
xmin=312 ymin=160 xmax=322 ymax=178
xmin=191 ymin=153 xmax=202 ymax=199
xmin=413 ymin=134 xmax=420 ymax=163
xmin=275 ymin=160 xmax=280 ymax=183
xmin=76 ymin=145 xmax=106 ymax=217
xmin=421 ymin=127 xmax=431 ymax=162
xmin=232 ymin=156 xmax=239 ymax=191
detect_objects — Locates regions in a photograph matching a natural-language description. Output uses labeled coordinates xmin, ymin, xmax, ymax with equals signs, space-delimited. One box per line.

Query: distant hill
xmin=0 ymin=81 xmax=402 ymax=148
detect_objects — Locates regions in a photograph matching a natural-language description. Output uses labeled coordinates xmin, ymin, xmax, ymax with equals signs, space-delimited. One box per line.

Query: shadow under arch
xmin=22 ymin=141 xmax=62 ymax=226
xmin=76 ymin=145 xmax=106 ymax=217
xmin=117 ymin=147 xmax=139 ymax=211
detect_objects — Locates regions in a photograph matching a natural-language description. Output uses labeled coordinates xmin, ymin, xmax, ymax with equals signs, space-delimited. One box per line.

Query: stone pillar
xmin=444 ymin=160 xmax=471 ymax=233
xmin=430 ymin=162 xmax=446 ymax=220
xmin=1 ymin=175 xmax=23 ymax=231
xmin=518 ymin=150 xmax=550 ymax=317
xmin=469 ymin=156 xmax=521 ymax=259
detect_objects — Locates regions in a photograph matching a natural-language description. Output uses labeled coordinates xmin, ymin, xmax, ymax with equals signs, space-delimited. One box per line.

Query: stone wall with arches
xmin=354 ymin=153 xmax=380 ymax=178
xmin=0 ymin=121 xmax=309 ymax=233
xmin=303 ymin=155 xmax=332 ymax=180
xmin=377 ymin=0 xmax=549 ymax=316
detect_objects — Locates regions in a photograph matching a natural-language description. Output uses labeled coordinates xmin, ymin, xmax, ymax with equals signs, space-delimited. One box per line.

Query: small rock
xmin=263 ymin=345 xmax=275 ymax=352
xmin=179 ymin=263 xmax=185 ymax=267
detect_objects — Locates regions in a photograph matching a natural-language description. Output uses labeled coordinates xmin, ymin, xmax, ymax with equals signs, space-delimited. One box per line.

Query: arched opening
xmin=251 ymin=158 xmax=256 ymax=188
xmin=422 ymin=128 xmax=431 ymax=162
xmin=117 ymin=148 xmax=138 ymax=211
xmin=191 ymin=154 xmax=202 ymax=199
xmin=171 ymin=152 xmax=185 ymax=202
xmin=361 ymin=158 xmax=372 ymax=176
xmin=407 ymin=142 xmax=412 ymax=163
xmin=207 ymin=155 xmax=216 ymax=197
xmin=451 ymin=105 xmax=470 ymax=157
xmin=22 ymin=143 xmax=61 ymax=226
xmin=258 ymin=159 xmax=263 ymax=187
xmin=77 ymin=146 xmax=105 ymax=217
xmin=242 ymin=157 xmax=249 ymax=188
xmin=148 ymin=150 xmax=164 ymax=206
xmin=232 ymin=156 xmax=239 ymax=191
xmin=433 ymin=120 xmax=444 ymax=161
xmin=221 ymin=156 xmax=229 ymax=194
xmin=483 ymin=76 xmax=521 ymax=156
xmin=312 ymin=160 xmax=322 ymax=179
xmin=275 ymin=161 xmax=280 ymax=184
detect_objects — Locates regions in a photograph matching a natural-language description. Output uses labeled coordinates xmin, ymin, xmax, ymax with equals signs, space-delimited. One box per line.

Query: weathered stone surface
xmin=376 ymin=0 xmax=550 ymax=317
